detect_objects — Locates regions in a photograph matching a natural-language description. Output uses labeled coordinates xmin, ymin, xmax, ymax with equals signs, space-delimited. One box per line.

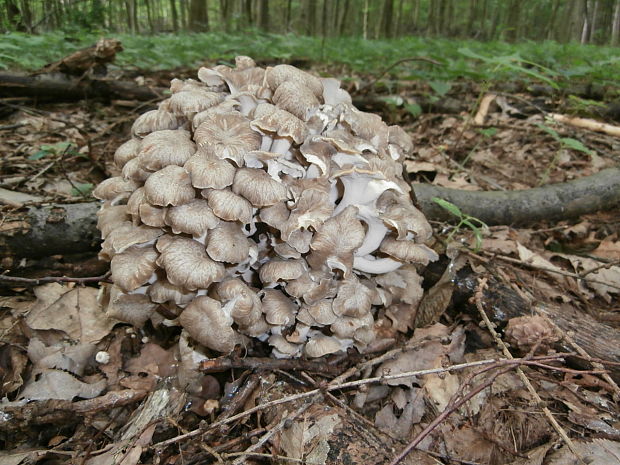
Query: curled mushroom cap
xmin=166 ymin=90 xmax=224 ymax=118
xmin=110 ymin=245 xmax=158 ymax=292
xmin=377 ymin=191 xmax=433 ymax=242
xmin=203 ymin=188 xmax=253 ymax=224
xmin=105 ymin=285 xmax=157 ymax=327
xmin=305 ymin=334 xmax=343 ymax=358
xmin=332 ymin=277 xmax=373 ymax=318
xmin=215 ymin=278 xmax=262 ymax=328
xmin=194 ymin=112 xmax=261 ymax=166
xmin=232 ymin=168 xmax=288 ymax=207
xmin=114 ymin=138 xmax=141 ymax=169
xmin=261 ymin=289 xmax=297 ymax=326
xmin=272 ymin=80 xmax=320 ymax=121
xmin=259 ymin=259 xmax=306 ymax=285
xmin=131 ymin=109 xmax=180 ymax=138
xmin=156 ymin=236 xmax=225 ymax=291
xmin=179 ymin=296 xmax=240 ymax=353
xmin=97 ymin=204 xmax=129 ymax=239
xmin=265 ymin=64 xmax=323 ymax=98
xmin=148 ymin=277 xmax=196 ymax=306
xmin=307 ymin=205 xmax=365 ymax=276
xmin=206 ymin=221 xmax=252 ymax=264
xmin=144 ymin=165 xmax=195 ymax=207
xmin=121 ymin=157 xmax=151 ymax=182
xmin=184 ymin=149 xmax=236 ymax=189
xmin=251 ymin=103 xmax=309 ymax=149
xmin=165 ymin=199 xmax=219 ymax=237
xmin=379 ymin=238 xmax=439 ymax=265
xmin=100 ymin=223 xmax=163 ymax=261
xmin=138 ymin=129 xmax=196 ymax=171
xmin=93 ymin=177 xmax=139 ymax=204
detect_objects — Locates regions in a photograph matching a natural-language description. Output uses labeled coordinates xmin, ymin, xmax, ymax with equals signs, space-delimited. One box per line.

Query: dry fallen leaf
xmin=547 ymin=439 xmax=620 ymax=465
xmin=26 ymin=284 xmax=117 ymax=344
xmin=374 ymin=387 xmax=425 ymax=438
xmin=17 ymin=369 xmax=106 ymax=401
xmin=554 ymin=253 xmax=620 ymax=302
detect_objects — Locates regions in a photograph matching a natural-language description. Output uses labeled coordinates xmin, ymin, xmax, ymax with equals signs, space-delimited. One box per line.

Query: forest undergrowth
xmin=0 ymin=38 xmax=619 ymax=465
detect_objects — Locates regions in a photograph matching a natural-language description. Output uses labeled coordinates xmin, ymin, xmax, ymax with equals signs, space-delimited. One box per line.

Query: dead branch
xmin=33 ymin=38 xmax=122 ymax=76
xmin=549 ymin=113 xmax=620 ymax=137
xmin=0 ymin=389 xmax=147 ymax=432
xmin=412 ymin=166 xmax=620 ymax=225
xmin=151 ymin=354 xmax=569 ymax=451
xmin=0 ymin=72 xmax=166 ymax=102
xmin=3 ymin=166 xmax=619 ymax=264
xmin=450 ymin=264 xmax=620 ymax=381
xmin=473 ymin=277 xmax=583 ymax=462
xmin=199 ymin=354 xmax=348 ymax=376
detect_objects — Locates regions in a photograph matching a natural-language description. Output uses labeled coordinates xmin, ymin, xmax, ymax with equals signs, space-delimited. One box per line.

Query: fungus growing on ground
xmin=95 ymin=56 xmax=437 ymax=358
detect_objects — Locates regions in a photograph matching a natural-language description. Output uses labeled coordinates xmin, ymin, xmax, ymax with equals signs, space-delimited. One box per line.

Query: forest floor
xmin=1 ymin=59 xmax=620 ymax=465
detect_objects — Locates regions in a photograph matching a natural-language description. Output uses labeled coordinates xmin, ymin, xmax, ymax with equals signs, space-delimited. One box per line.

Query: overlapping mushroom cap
xmin=95 ymin=56 xmax=436 ymax=358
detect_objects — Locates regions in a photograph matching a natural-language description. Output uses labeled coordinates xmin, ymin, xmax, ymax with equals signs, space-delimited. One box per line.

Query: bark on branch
xmin=412 ymin=167 xmax=620 ymax=226
xmin=1 ymin=167 xmax=618 ymax=261
xmin=0 ymin=72 xmax=165 ymax=102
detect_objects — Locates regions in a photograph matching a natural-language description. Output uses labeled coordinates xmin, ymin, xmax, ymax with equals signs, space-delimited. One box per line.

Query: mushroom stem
xmin=260 ymin=135 xmax=273 ymax=151
xmin=270 ymin=137 xmax=292 ymax=155
xmin=353 ymin=255 xmax=402 ymax=274
xmin=355 ymin=214 xmax=389 ymax=257
xmin=236 ymin=94 xmax=258 ymax=116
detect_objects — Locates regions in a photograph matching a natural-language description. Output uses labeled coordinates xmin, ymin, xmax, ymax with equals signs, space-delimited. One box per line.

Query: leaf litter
xmin=0 ymin=62 xmax=619 ymax=464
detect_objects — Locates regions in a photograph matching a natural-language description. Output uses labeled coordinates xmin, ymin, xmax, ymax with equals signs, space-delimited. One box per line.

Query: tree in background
xmin=0 ymin=0 xmax=618 ymax=46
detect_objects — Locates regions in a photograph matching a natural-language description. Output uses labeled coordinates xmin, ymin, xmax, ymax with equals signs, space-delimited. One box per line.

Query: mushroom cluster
xmin=94 ymin=56 xmax=437 ymax=358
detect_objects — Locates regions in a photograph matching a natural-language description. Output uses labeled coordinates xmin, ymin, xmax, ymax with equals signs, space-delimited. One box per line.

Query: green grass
xmin=1 ymin=30 xmax=618 ymax=88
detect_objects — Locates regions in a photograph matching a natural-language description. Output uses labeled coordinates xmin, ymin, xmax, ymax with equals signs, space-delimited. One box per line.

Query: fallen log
xmin=448 ymin=265 xmax=620 ymax=381
xmin=0 ymin=72 xmax=166 ymax=102
xmin=1 ymin=167 xmax=619 ymax=263
xmin=412 ymin=166 xmax=620 ymax=226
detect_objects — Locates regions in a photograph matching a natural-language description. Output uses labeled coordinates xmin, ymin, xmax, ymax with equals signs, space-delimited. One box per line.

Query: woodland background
xmin=1 ymin=1 xmax=620 ymax=465
xmin=2 ymin=0 xmax=620 ymax=45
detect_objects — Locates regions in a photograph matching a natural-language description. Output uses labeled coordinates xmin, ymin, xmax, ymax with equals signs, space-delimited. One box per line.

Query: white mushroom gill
xmin=95 ymin=56 xmax=436 ymax=358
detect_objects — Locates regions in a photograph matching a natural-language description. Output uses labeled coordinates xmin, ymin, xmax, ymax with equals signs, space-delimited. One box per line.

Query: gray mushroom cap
xmin=95 ymin=55 xmax=437 ymax=359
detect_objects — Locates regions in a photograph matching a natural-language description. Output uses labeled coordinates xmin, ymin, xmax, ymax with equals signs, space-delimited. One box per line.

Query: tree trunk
xmin=145 ymin=0 xmax=155 ymax=32
xmin=286 ymin=0 xmax=292 ymax=31
xmin=304 ymin=0 xmax=316 ymax=36
xmin=411 ymin=0 xmax=420 ymax=33
xmin=170 ymin=0 xmax=179 ymax=32
xmin=395 ymin=0 xmax=404 ymax=36
xmin=587 ymin=0 xmax=600 ymax=43
xmin=321 ymin=0 xmax=328 ymax=37
xmin=189 ymin=0 xmax=209 ymax=31
xmin=257 ymin=0 xmax=269 ymax=31
xmin=220 ymin=0 xmax=232 ymax=32
xmin=612 ymin=0 xmax=620 ymax=45
xmin=132 ymin=0 xmax=139 ymax=32
xmin=379 ymin=0 xmax=393 ymax=38
xmin=504 ymin=0 xmax=522 ymax=42
xmin=466 ymin=0 xmax=477 ymax=37
xmin=338 ymin=0 xmax=350 ymax=35
xmin=18 ymin=0 xmax=32 ymax=31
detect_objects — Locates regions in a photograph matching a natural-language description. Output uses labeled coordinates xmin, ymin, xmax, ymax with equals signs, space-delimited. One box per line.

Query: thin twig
xmin=0 ymin=272 xmax=110 ymax=286
xmin=550 ymin=319 xmax=620 ymax=399
xmin=478 ymin=250 xmax=620 ymax=291
xmin=229 ymin=396 xmax=315 ymax=465
xmin=200 ymin=355 xmax=346 ymax=376
xmin=388 ymin=363 xmax=517 ymax=465
xmin=166 ymin=417 xmax=224 ymax=463
xmin=150 ymin=354 xmax=569 ymax=451
xmin=473 ymin=277 xmax=585 ymax=464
